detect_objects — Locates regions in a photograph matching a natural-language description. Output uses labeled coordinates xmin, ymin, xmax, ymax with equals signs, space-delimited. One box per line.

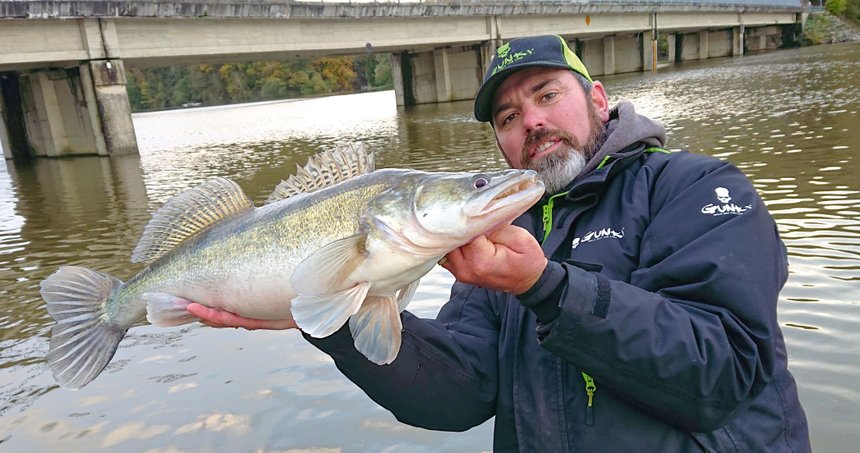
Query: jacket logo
xmin=571 ymin=227 xmax=625 ymax=250
xmin=701 ymin=187 xmax=752 ymax=216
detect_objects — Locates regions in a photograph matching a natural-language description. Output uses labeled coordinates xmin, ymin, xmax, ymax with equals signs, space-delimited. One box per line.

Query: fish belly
xmin=180 ymin=271 xmax=296 ymax=321
xmin=126 ymin=249 xmax=297 ymax=322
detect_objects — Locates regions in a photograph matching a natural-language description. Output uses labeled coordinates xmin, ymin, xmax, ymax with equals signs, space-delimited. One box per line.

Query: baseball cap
xmin=474 ymin=34 xmax=592 ymax=123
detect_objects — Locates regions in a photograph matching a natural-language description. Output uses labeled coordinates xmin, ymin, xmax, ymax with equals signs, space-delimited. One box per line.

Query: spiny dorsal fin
xmin=131 ymin=177 xmax=254 ymax=264
xmin=265 ymin=142 xmax=375 ymax=204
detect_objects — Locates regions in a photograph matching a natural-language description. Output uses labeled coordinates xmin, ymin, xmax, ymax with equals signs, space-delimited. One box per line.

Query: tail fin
xmin=40 ymin=266 xmax=127 ymax=390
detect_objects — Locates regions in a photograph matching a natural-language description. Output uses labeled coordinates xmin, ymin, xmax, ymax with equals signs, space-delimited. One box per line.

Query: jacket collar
xmin=539 ymin=141 xmax=649 ymax=203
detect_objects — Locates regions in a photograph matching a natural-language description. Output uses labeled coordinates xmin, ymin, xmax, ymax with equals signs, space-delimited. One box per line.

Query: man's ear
xmin=590 ymin=81 xmax=610 ymax=123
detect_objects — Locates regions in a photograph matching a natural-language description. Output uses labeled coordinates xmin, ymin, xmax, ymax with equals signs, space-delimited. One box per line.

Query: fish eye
xmin=473 ymin=177 xmax=488 ymax=189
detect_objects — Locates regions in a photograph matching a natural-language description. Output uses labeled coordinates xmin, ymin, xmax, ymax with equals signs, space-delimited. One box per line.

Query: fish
xmin=40 ymin=143 xmax=545 ymax=390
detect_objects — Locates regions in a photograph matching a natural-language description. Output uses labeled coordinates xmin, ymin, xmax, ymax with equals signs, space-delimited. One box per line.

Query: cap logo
xmin=491 ymin=47 xmax=535 ymax=77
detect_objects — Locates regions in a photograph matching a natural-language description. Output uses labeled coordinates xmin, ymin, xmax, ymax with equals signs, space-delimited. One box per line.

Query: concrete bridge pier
xmin=674 ymin=29 xmax=733 ymax=62
xmin=700 ymin=31 xmax=711 ymax=59
xmin=671 ymin=25 xmax=783 ymax=62
xmin=393 ymin=44 xmax=483 ymax=107
xmin=745 ymin=25 xmax=786 ymax=51
xmin=578 ymin=35 xmax=643 ymax=78
xmin=642 ymin=32 xmax=656 ymax=72
xmin=0 ymin=79 xmax=15 ymax=157
xmin=88 ymin=60 xmax=138 ymax=156
xmin=734 ymin=26 xmax=746 ymax=56
xmin=604 ymin=36 xmax=617 ymax=75
xmin=0 ymin=59 xmax=137 ymax=158
xmin=0 ymin=106 xmax=10 ymax=157
xmin=0 ymin=72 xmax=32 ymax=159
xmin=667 ymin=34 xmax=677 ymax=63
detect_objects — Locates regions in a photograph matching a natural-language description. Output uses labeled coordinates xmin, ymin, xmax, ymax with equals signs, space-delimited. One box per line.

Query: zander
xmin=40 ymin=144 xmax=544 ymax=389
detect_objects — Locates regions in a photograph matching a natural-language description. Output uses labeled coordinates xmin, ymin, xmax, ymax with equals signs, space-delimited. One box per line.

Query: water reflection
xmin=0 ymin=43 xmax=858 ymax=451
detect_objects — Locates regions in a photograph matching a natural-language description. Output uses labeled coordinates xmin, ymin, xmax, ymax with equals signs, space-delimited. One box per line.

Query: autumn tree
xmin=124 ymin=55 xmax=391 ymax=112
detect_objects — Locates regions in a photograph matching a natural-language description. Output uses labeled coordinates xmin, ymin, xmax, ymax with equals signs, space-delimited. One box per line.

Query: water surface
xmin=1 ymin=42 xmax=858 ymax=451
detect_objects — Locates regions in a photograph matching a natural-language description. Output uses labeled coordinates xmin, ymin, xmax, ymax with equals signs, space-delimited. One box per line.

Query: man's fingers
xmin=485 ymin=224 xmax=534 ymax=251
xmin=439 ymin=225 xmax=546 ymax=294
xmin=460 ymin=234 xmax=496 ymax=258
xmin=440 ymin=246 xmax=464 ymax=272
xmin=187 ymin=303 xmax=223 ymax=325
xmin=186 ymin=302 xmax=296 ymax=330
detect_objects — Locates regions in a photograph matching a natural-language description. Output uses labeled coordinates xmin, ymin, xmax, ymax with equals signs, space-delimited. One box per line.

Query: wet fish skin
xmin=40 ymin=145 xmax=544 ymax=389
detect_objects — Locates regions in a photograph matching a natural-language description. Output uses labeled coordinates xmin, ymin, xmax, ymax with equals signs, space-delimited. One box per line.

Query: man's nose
xmin=521 ymin=105 xmax=545 ymax=134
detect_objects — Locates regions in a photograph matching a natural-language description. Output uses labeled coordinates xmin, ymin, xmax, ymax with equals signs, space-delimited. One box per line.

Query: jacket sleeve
xmin=303 ymin=281 xmax=500 ymax=431
xmin=522 ymin=154 xmax=789 ymax=432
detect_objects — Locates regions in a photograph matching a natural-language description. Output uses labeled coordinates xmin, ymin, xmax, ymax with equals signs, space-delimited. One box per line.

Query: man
xmin=189 ymin=35 xmax=811 ymax=451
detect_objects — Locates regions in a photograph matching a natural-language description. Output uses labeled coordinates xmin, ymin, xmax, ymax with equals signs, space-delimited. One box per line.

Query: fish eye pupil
xmin=474 ymin=177 xmax=488 ymax=189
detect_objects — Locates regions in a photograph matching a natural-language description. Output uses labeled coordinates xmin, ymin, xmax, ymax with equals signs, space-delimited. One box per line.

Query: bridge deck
xmin=1 ymin=0 xmax=803 ymax=21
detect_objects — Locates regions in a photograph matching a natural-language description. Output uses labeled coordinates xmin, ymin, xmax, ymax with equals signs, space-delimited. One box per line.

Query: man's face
xmin=491 ymin=67 xmax=610 ymax=192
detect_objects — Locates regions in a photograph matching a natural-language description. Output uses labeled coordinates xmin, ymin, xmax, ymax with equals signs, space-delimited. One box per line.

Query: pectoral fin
xmin=291 ymin=234 xmax=366 ymax=296
xmin=292 ymin=282 xmax=370 ymax=338
xmin=348 ymin=295 xmax=403 ymax=365
xmin=396 ymin=280 xmax=420 ymax=313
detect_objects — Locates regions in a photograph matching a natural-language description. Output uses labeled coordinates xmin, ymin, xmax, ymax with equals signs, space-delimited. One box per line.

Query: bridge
xmin=0 ymin=0 xmax=804 ymax=159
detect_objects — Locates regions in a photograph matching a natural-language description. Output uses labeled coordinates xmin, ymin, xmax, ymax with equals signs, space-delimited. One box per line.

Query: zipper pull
xmin=542 ymin=203 xmax=552 ymax=243
xmin=582 ymin=372 xmax=597 ymax=426
xmin=540 ymin=192 xmax=569 ymax=245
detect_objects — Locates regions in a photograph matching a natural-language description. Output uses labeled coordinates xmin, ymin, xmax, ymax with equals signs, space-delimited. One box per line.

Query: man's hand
xmin=440 ymin=224 xmax=547 ymax=295
xmin=187 ymin=303 xmax=297 ymax=330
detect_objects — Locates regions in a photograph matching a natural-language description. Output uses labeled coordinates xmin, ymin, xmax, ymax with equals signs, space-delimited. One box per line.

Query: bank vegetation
xmin=127 ymin=54 xmax=392 ymax=112
xmin=802 ymin=0 xmax=860 ymax=44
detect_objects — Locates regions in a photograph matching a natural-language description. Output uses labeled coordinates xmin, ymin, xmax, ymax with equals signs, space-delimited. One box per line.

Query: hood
xmin=577 ymin=101 xmax=667 ymax=179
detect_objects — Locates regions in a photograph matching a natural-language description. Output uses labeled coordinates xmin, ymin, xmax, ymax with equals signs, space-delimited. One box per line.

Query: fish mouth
xmin=469 ymin=170 xmax=544 ymax=217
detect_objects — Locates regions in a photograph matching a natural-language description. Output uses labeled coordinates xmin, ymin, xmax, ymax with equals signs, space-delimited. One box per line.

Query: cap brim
xmin=473 ymin=61 xmax=576 ymax=123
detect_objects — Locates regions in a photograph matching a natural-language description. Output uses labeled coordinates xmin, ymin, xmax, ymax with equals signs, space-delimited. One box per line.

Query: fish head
xmin=366 ymin=169 xmax=544 ymax=256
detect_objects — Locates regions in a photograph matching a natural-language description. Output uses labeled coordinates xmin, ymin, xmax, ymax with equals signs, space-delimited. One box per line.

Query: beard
xmin=520 ymin=103 xmax=607 ymax=194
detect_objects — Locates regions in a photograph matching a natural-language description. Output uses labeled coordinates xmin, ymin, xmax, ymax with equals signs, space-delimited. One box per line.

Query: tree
xmin=372 ymin=54 xmax=393 ymax=88
xmin=313 ymin=57 xmax=357 ymax=92
xmin=826 ymin=0 xmax=847 ymax=15
xmin=123 ymin=54 xmax=390 ymax=112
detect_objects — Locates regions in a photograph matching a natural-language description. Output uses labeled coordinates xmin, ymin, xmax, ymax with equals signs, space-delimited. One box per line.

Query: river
xmin=0 ymin=42 xmax=858 ymax=451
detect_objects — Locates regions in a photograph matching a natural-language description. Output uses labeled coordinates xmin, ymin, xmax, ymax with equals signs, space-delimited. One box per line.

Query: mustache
xmin=521 ymin=129 xmax=579 ymax=168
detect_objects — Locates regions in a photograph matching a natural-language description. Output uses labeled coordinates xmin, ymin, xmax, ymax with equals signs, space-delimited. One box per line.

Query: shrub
xmin=826 ymin=0 xmax=847 ymax=16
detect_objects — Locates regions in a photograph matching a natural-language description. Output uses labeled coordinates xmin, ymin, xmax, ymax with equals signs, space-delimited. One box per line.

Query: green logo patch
xmin=491 ymin=46 xmax=535 ymax=76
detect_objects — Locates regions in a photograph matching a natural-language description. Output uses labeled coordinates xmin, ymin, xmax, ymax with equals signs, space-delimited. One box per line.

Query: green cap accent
xmin=474 ymin=35 xmax=592 ymax=123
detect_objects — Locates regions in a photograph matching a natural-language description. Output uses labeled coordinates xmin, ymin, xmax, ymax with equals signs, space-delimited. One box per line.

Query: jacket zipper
xmin=540 ymin=193 xmax=597 ymax=427
xmin=541 ymin=148 xmax=669 ymax=428
xmin=541 ymin=192 xmax=569 ymax=243
xmin=582 ymin=372 xmax=597 ymax=426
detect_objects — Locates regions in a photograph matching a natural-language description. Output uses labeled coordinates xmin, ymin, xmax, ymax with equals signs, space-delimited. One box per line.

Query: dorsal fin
xmin=265 ymin=142 xmax=375 ymax=204
xmin=131 ymin=177 xmax=254 ymax=264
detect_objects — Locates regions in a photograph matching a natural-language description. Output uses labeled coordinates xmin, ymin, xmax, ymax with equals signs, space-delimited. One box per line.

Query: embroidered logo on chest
xmin=571 ymin=227 xmax=625 ymax=250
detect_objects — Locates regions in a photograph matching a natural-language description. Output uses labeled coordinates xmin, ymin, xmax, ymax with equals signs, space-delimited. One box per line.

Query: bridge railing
xmin=0 ymin=0 xmax=806 ymax=16
xmin=293 ymin=0 xmax=803 ymax=7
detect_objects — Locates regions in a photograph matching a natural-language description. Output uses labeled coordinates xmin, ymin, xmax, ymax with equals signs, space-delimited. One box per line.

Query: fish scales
xmin=119 ymin=175 xmax=399 ymax=316
xmin=39 ymin=145 xmax=544 ymax=389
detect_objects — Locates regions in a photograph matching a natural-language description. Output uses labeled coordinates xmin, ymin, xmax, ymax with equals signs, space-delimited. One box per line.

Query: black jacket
xmin=307 ymin=103 xmax=811 ymax=452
